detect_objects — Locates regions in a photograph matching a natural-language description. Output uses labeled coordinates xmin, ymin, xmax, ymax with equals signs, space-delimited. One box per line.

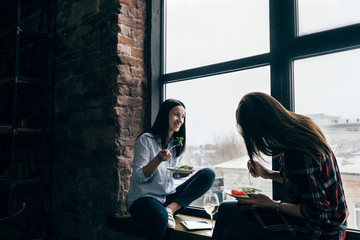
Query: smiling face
xmin=168 ymin=105 xmax=186 ymax=139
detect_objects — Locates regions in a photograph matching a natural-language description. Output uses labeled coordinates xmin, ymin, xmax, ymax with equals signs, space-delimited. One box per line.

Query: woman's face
xmin=168 ymin=105 xmax=185 ymax=136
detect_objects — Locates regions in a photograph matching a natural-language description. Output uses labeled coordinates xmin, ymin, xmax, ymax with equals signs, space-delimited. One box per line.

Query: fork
xmin=168 ymin=144 xmax=179 ymax=151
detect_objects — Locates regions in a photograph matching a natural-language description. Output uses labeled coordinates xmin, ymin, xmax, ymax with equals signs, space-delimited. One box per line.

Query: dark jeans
xmin=129 ymin=168 xmax=215 ymax=240
xmin=212 ymin=201 xmax=304 ymax=240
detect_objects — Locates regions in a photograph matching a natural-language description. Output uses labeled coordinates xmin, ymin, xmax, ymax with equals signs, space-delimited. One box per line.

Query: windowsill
xmin=106 ymin=213 xmax=212 ymax=239
xmin=346 ymin=229 xmax=360 ymax=240
xmin=107 ymin=211 xmax=360 ymax=240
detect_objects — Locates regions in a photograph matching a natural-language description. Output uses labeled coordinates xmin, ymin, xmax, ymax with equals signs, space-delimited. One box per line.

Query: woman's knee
xmin=218 ymin=201 xmax=238 ymax=214
xmin=199 ymin=167 xmax=216 ymax=182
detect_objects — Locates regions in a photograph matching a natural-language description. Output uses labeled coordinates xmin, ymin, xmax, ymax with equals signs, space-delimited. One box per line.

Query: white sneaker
xmin=166 ymin=207 xmax=176 ymax=229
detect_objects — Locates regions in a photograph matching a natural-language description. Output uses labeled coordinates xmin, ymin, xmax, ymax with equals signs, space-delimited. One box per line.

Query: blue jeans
xmin=129 ymin=168 xmax=215 ymax=240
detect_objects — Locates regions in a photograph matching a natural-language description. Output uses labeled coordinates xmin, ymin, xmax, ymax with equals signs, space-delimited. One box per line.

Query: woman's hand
xmin=247 ymin=160 xmax=270 ymax=179
xmin=156 ymin=149 xmax=172 ymax=162
xmin=238 ymin=194 xmax=305 ymax=219
xmin=142 ymin=149 xmax=171 ymax=178
xmin=248 ymin=160 xmax=283 ymax=183
xmin=237 ymin=193 xmax=275 ymax=208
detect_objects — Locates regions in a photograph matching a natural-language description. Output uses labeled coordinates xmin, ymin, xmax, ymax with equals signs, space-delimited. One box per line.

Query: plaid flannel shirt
xmin=279 ymin=150 xmax=348 ymax=239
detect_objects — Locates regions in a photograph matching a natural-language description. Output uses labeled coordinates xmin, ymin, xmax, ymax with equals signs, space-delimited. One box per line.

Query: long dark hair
xmin=236 ymin=92 xmax=331 ymax=164
xmin=148 ymin=99 xmax=186 ymax=157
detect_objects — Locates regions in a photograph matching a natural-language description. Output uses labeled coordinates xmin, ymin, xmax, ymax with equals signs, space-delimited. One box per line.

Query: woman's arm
xmin=142 ymin=149 xmax=171 ymax=178
xmin=248 ymin=160 xmax=283 ymax=183
xmin=132 ymin=134 xmax=171 ymax=181
xmin=237 ymin=194 xmax=305 ymax=219
xmin=283 ymin=152 xmax=346 ymax=224
xmin=274 ymin=201 xmax=304 ymax=219
xmin=264 ymin=169 xmax=283 ymax=183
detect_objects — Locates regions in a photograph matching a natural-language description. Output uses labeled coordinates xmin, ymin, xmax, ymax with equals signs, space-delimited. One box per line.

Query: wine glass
xmin=203 ymin=191 xmax=220 ymax=236
xmin=247 ymin=160 xmax=253 ymax=186
xmin=248 ymin=171 xmax=253 ymax=185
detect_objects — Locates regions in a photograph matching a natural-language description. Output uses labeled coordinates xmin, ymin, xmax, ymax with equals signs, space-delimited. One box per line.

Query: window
xmin=294 ymin=49 xmax=360 ymax=230
xmin=355 ymin=203 xmax=360 ymax=229
xmin=165 ymin=68 xmax=271 ymax=207
xmin=297 ymin=0 xmax=360 ymax=36
xmin=150 ymin=0 xmax=360 ymax=232
xmin=165 ymin=68 xmax=270 ymax=146
xmin=164 ymin=0 xmax=269 ymax=73
xmin=163 ymin=0 xmax=271 ymax=209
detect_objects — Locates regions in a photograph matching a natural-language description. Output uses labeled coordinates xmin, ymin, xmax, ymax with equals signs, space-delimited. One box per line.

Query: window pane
xmin=298 ymin=0 xmax=360 ymax=36
xmin=165 ymin=0 xmax=269 ymax=73
xmin=294 ymin=49 xmax=360 ymax=230
xmin=165 ymin=67 xmax=271 ymax=206
xmin=356 ymin=203 xmax=360 ymax=229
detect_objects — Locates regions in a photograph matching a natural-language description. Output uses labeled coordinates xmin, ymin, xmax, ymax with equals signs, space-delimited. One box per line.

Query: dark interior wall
xmin=52 ymin=0 xmax=147 ymax=239
xmin=0 ymin=0 xmax=57 ymax=239
xmin=0 ymin=0 xmax=147 ymax=239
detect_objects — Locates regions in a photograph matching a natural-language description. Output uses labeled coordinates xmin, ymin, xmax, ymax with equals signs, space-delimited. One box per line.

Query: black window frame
xmin=148 ymin=0 xmax=360 ymax=236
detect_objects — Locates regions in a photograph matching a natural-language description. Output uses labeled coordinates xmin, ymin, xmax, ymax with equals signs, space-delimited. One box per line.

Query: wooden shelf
xmin=0 ymin=177 xmax=41 ymax=185
xmin=16 ymin=128 xmax=43 ymax=134
xmin=0 ymin=126 xmax=43 ymax=134
xmin=18 ymin=26 xmax=46 ymax=39
xmin=0 ymin=76 xmax=14 ymax=85
xmin=0 ymin=125 xmax=12 ymax=133
xmin=0 ymin=75 xmax=45 ymax=85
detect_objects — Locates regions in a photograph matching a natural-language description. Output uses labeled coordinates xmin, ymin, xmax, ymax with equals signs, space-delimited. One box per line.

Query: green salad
xmin=175 ymin=137 xmax=184 ymax=147
xmin=242 ymin=187 xmax=256 ymax=193
xmin=174 ymin=165 xmax=189 ymax=169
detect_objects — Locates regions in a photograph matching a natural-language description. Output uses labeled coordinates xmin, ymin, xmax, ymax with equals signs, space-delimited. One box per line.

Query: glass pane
xmin=165 ymin=67 xmax=271 ymax=207
xmin=165 ymin=0 xmax=269 ymax=73
xmin=298 ymin=0 xmax=360 ymax=36
xmin=294 ymin=49 xmax=360 ymax=230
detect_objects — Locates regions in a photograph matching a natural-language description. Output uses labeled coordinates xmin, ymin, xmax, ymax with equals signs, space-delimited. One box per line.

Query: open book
xmin=181 ymin=220 xmax=212 ymax=230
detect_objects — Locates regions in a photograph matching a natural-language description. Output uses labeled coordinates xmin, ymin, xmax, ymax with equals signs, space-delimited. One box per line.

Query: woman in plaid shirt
xmin=212 ymin=92 xmax=348 ymax=240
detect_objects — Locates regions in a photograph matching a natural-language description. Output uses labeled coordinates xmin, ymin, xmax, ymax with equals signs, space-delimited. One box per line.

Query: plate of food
xmin=167 ymin=165 xmax=195 ymax=174
xmin=225 ymin=187 xmax=263 ymax=199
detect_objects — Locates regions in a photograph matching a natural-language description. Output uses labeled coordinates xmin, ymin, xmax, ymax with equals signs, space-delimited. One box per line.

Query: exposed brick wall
xmin=53 ymin=0 xmax=147 ymax=239
xmin=115 ymin=0 xmax=147 ymax=215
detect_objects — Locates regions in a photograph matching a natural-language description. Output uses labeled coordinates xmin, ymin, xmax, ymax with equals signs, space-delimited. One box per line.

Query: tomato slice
xmin=231 ymin=189 xmax=247 ymax=196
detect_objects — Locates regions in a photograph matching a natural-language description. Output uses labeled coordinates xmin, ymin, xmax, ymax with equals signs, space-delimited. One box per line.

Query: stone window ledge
xmin=107 ymin=213 xmax=212 ymax=240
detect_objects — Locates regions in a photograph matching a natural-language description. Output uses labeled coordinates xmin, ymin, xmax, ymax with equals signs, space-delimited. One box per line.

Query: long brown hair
xmin=236 ymin=92 xmax=331 ymax=164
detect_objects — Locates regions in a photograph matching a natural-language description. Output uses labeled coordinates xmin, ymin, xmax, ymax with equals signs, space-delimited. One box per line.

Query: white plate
xmin=167 ymin=167 xmax=195 ymax=174
xmin=224 ymin=187 xmax=263 ymax=199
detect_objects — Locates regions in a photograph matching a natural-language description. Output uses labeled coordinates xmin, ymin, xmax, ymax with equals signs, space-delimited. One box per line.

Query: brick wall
xmin=53 ymin=0 xmax=147 ymax=239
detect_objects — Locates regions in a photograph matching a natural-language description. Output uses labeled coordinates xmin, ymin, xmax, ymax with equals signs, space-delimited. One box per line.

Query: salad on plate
xmin=225 ymin=187 xmax=262 ymax=199
xmin=167 ymin=164 xmax=194 ymax=174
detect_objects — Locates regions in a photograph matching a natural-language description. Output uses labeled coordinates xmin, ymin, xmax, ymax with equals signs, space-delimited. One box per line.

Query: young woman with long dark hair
xmin=212 ymin=92 xmax=348 ymax=240
xmin=127 ymin=99 xmax=215 ymax=240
